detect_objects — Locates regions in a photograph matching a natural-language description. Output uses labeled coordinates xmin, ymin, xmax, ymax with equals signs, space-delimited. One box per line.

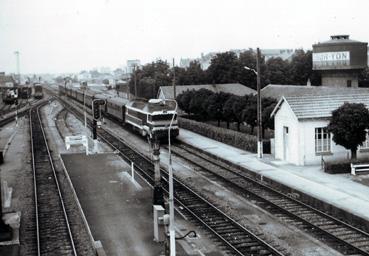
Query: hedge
xmin=178 ymin=117 xmax=257 ymax=152
xmin=324 ymin=158 xmax=369 ymax=174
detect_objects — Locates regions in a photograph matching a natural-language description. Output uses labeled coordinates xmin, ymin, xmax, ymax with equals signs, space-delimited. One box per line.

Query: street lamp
xmin=244 ymin=47 xmax=263 ymax=158
xmin=167 ymin=99 xmax=177 ymax=256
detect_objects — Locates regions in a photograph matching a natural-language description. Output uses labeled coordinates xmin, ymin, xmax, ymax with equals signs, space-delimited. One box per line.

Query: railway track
xmin=57 ymin=96 xmax=286 ymax=256
xmin=30 ymin=105 xmax=77 ymax=256
xmin=170 ymin=142 xmax=369 ymax=256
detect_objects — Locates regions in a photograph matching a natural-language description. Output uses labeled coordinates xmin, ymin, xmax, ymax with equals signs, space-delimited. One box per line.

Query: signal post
xmin=92 ymin=99 xmax=105 ymax=152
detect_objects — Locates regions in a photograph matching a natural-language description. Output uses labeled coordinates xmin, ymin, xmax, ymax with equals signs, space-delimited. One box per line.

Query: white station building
xmin=271 ymin=93 xmax=369 ymax=166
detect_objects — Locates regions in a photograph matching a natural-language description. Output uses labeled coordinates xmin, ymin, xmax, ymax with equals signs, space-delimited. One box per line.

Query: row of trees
xmin=176 ymin=89 xmax=277 ymax=137
xmin=129 ymin=49 xmax=321 ymax=99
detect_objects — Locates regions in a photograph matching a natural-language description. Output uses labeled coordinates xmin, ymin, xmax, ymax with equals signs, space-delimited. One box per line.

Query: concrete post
xmin=0 ymin=173 xmax=12 ymax=241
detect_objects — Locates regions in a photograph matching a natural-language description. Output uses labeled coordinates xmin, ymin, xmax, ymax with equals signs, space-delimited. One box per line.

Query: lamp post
xmin=167 ymin=99 xmax=177 ymax=256
xmin=244 ymin=47 xmax=263 ymax=158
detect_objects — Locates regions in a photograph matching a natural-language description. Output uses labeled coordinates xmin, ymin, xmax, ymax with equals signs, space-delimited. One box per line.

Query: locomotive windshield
xmin=150 ymin=114 xmax=177 ymax=121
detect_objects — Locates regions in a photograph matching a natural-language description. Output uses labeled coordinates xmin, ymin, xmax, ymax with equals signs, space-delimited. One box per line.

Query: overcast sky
xmin=0 ymin=0 xmax=367 ymax=74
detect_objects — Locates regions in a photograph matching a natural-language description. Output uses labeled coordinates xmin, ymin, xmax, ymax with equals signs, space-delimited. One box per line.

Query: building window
xmin=315 ymin=127 xmax=331 ymax=153
xmin=347 ymin=80 xmax=352 ymax=87
xmin=360 ymin=130 xmax=369 ymax=149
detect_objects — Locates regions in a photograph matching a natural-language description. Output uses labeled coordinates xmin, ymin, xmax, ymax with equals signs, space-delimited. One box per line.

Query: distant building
xmin=157 ymin=83 xmax=256 ymax=99
xmin=312 ymin=35 xmax=368 ymax=88
xmin=271 ymin=92 xmax=369 ymax=165
xmin=0 ymin=73 xmax=15 ymax=87
xmin=99 ymin=67 xmax=111 ymax=74
xmin=261 ymin=49 xmax=295 ymax=61
xmin=127 ymin=60 xmax=141 ymax=74
xmin=78 ymin=71 xmax=92 ymax=81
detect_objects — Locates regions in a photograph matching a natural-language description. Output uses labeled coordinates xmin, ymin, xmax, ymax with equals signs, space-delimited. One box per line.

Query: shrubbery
xmin=178 ymin=117 xmax=257 ymax=152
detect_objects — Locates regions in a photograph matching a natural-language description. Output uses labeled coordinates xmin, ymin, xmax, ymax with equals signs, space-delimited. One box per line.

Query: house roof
xmin=0 ymin=75 xmax=14 ymax=84
xmin=159 ymin=83 xmax=256 ymax=99
xmin=272 ymin=93 xmax=369 ymax=120
xmin=261 ymin=84 xmax=369 ymax=100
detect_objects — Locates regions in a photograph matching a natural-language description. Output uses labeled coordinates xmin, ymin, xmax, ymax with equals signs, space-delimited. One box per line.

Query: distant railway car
xmin=19 ymin=86 xmax=32 ymax=99
xmin=34 ymin=83 xmax=43 ymax=99
xmin=2 ymin=88 xmax=18 ymax=105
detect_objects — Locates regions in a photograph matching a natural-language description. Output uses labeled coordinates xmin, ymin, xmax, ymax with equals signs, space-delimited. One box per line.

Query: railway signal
xmin=92 ymin=99 xmax=105 ymax=120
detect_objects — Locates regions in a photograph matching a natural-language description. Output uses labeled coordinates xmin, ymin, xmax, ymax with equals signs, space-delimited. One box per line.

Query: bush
xmin=323 ymin=161 xmax=351 ymax=174
xmin=178 ymin=117 xmax=257 ymax=152
xmin=323 ymin=158 xmax=369 ymax=174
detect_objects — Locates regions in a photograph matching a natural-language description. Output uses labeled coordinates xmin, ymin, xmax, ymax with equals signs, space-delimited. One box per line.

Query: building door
xmin=283 ymin=126 xmax=289 ymax=161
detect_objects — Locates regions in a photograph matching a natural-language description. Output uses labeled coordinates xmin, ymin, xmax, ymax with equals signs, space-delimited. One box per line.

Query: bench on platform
xmin=351 ymin=163 xmax=369 ymax=175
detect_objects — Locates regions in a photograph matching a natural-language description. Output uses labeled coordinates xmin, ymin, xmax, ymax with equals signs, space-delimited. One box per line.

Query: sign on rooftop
xmin=313 ymin=51 xmax=350 ymax=69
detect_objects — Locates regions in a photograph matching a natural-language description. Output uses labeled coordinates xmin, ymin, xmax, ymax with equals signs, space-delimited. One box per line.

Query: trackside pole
xmin=131 ymin=162 xmax=135 ymax=182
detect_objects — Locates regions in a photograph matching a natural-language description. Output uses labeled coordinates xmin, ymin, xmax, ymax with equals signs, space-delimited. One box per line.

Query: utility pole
xmin=172 ymin=58 xmax=176 ymax=99
xmin=14 ymin=51 xmax=20 ymax=84
xmin=134 ymin=65 xmax=137 ymax=99
xmin=256 ymin=48 xmax=263 ymax=158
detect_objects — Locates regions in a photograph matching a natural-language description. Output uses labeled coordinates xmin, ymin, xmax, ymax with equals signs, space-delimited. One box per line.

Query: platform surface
xmin=61 ymin=152 xmax=165 ymax=256
xmin=61 ymin=152 xmax=202 ymax=256
xmin=178 ymin=129 xmax=369 ymax=222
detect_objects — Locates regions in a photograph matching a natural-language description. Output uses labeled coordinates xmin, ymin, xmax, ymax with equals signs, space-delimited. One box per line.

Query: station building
xmin=272 ymin=35 xmax=369 ymax=165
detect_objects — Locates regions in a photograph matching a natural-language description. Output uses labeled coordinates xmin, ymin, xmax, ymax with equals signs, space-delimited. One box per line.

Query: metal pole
xmin=256 ymin=48 xmax=263 ymax=158
xmin=172 ymin=58 xmax=176 ymax=99
xmin=152 ymin=136 xmax=164 ymax=206
xmin=168 ymin=100 xmax=177 ymax=256
xmin=83 ymin=90 xmax=87 ymax=129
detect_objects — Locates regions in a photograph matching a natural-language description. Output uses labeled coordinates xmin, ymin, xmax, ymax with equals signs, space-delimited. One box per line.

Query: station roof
xmin=271 ymin=92 xmax=369 ymax=120
xmin=262 ymin=84 xmax=369 ymax=101
xmin=158 ymin=83 xmax=256 ymax=99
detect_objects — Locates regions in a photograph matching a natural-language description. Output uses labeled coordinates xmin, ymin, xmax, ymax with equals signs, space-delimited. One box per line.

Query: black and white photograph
xmin=1 ymin=0 xmax=369 ymax=255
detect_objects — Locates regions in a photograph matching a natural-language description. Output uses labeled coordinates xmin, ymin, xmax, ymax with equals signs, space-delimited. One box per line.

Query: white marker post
xmin=131 ymin=162 xmax=135 ymax=182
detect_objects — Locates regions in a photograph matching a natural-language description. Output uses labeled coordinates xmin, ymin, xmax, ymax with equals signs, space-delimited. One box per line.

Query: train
xmin=34 ymin=83 xmax=44 ymax=99
xmin=59 ymin=85 xmax=179 ymax=139
xmin=2 ymin=88 xmax=18 ymax=105
xmin=18 ymin=85 xmax=32 ymax=99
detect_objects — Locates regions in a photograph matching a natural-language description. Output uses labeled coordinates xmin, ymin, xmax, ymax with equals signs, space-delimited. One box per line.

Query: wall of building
xmin=276 ymin=114 xmax=369 ymax=166
xmin=274 ymin=102 xmax=300 ymax=164
xmin=321 ymin=72 xmax=359 ymax=87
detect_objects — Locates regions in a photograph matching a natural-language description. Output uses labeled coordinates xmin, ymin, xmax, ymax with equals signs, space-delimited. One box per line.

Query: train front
xmin=147 ymin=99 xmax=179 ymax=140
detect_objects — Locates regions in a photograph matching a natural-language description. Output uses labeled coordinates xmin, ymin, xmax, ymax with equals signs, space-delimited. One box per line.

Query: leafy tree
xmin=206 ymin=92 xmax=231 ymax=126
xmin=242 ymin=95 xmax=257 ymax=134
xmin=261 ymin=97 xmax=277 ymax=136
xmin=265 ymin=57 xmax=291 ymax=85
xmin=223 ymin=95 xmax=240 ymax=129
xmin=188 ymin=89 xmax=213 ymax=118
xmin=129 ymin=60 xmax=171 ymax=99
xmin=288 ymin=49 xmax=321 ymax=85
xmin=237 ymin=50 xmax=268 ymax=89
xmin=328 ymin=103 xmax=369 ymax=159
xmin=206 ymin=51 xmax=239 ymax=84
xmin=176 ymin=89 xmax=195 ymax=115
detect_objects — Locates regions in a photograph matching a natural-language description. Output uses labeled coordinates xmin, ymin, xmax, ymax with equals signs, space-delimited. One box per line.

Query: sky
xmin=0 ymin=0 xmax=367 ymax=74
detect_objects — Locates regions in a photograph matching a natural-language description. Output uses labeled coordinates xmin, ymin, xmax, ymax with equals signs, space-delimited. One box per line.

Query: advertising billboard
xmin=313 ymin=51 xmax=350 ymax=69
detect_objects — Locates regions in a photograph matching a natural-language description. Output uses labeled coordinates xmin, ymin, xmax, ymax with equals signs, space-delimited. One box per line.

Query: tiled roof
xmin=261 ymin=84 xmax=369 ymax=100
xmin=159 ymin=83 xmax=256 ymax=99
xmin=281 ymin=93 xmax=369 ymax=119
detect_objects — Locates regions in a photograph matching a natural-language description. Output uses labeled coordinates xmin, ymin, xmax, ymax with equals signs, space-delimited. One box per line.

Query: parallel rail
xmin=57 ymin=96 xmax=286 ymax=256
xmin=30 ymin=105 xmax=77 ymax=256
xmin=171 ymin=143 xmax=369 ymax=256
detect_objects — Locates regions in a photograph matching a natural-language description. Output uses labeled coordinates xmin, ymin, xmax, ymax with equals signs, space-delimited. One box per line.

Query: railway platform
xmin=177 ymin=129 xmax=369 ymax=228
xmin=61 ymin=152 xmax=218 ymax=256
